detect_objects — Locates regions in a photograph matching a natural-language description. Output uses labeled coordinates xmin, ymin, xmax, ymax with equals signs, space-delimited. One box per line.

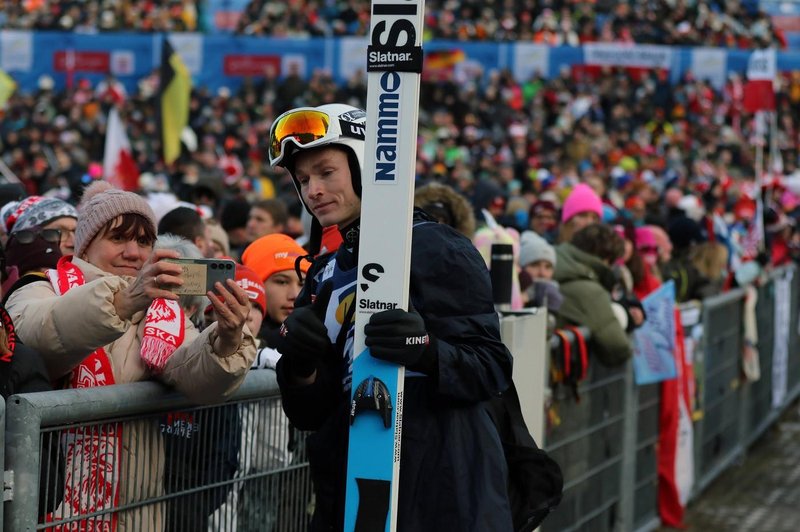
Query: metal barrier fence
xmin=3 ymin=267 xmax=800 ymax=531
xmin=3 ymin=370 xmax=313 ymax=531
xmin=540 ymin=265 xmax=800 ymax=532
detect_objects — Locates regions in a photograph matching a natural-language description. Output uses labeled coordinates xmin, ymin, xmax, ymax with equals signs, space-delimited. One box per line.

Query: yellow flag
xmin=0 ymin=69 xmax=17 ymax=109
xmin=160 ymin=40 xmax=192 ymax=165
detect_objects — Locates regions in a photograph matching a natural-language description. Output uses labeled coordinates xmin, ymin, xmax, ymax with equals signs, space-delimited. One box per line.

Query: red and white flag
xmin=743 ymin=49 xmax=776 ymax=113
xmin=658 ymin=310 xmax=695 ymax=528
xmin=103 ymin=108 xmax=139 ymax=191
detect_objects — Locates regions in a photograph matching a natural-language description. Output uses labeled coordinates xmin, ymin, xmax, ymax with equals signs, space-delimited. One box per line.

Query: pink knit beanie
xmin=74 ymin=181 xmax=157 ymax=258
xmin=634 ymin=226 xmax=657 ymax=250
xmin=561 ymin=183 xmax=603 ymax=223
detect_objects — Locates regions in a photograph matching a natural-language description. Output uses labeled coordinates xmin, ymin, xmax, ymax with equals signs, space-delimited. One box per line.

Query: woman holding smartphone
xmin=5 ymin=181 xmax=256 ymax=530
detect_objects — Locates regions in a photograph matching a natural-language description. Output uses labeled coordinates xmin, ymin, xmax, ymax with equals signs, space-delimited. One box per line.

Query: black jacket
xmin=0 ymin=307 xmax=64 ymax=517
xmin=277 ymin=210 xmax=514 ymax=531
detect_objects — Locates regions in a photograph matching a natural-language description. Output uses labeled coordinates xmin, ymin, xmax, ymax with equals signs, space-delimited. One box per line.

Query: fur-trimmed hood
xmin=414 ymin=182 xmax=476 ymax=238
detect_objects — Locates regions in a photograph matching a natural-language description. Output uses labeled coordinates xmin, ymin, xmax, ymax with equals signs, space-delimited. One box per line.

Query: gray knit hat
xmin=12 ymin=197 xmax=77 ymax=232
xmin=74 ymin=181 xmax=157 ymax=258
xmin=519 ymin=230 xmax=556 ymax=268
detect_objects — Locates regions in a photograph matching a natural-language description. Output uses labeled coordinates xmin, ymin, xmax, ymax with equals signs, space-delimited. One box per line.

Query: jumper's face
xmin=294 ymin=147 xmax=361 ymax=228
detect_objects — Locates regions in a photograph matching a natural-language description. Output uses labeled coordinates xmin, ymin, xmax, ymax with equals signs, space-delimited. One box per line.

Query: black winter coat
xmin=0 ymin=310 xmax=65 ymax=517
xmin=277 ymin=211 xmax=514 ymax=531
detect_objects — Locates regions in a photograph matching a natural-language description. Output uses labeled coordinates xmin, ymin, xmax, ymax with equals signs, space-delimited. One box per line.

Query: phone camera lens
xmin=226 ymin=263 xmax=232 ymax=270
xmin=210 ymin=263 xmax=218 ymax=270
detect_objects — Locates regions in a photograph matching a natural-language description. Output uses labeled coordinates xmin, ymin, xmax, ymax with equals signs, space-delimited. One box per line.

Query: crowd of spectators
xmin=2 ymin=61 xmax=800 ymax=266
xmin=0 ymin=0 xmax=198 ymax=32
xmin=0 ymin=0 xmax=786 ymax=48
xmin=0 ymin=58 xmax=797 ymax=313
xmin=0 ymin=20 xmax=798 ymax=528
xmin=233 ymin=0 xmax=788 ymax=48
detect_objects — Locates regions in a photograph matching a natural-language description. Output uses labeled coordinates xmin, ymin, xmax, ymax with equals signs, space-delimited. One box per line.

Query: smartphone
xmin=164 ymin=258 xmax=236 ymax=296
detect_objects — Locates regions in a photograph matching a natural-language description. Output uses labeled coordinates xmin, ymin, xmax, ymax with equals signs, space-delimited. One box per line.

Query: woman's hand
xmin=208 ymin=279 xmax=251 ymax=357
xmin=114 ymin=249 xmax=184 ymax=321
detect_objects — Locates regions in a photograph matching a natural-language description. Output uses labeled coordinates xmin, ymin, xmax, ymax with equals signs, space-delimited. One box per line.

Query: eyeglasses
xmin=11 ymin=228 xmax=62 ymax=245
xmin=269 ymin=109 xmax=335 ymax=166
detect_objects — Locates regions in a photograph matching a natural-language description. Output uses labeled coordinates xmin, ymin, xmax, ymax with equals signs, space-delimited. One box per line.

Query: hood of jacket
xmin=554 ymin=242 xmax=616 ymax=291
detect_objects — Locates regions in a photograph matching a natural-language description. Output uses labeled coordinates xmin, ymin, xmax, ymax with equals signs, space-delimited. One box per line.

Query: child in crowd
xmin=519 ymin=230 xmax=563 ymax=314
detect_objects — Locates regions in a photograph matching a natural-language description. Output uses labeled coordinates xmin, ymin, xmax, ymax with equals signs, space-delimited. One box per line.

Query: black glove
xmin=618 ymin=296 xmax=646 ymax=332
xmin=365 ymin=308 xmax=437 ymax=373
xmin=276 ymin=283 xmax=333 ymax=378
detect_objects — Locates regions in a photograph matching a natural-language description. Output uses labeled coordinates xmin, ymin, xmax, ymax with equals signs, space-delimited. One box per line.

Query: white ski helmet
xmin=268 ymin=103 xmax=367 ymax=203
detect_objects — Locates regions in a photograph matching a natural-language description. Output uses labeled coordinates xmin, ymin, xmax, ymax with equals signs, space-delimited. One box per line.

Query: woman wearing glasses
xmin=1 ymin=196 xmax=77 ymax=255
xmin=5 ymin=181 xmax=257 ymax=530
xmin=0 ymin=196 xmax=77 ymax=298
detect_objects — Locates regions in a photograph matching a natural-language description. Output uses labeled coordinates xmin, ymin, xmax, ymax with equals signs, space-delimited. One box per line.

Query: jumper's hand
xmin=365 ymin=308 xmax=432 ymax=367
xmin=275 ymin=283 xmax=334 ymax=378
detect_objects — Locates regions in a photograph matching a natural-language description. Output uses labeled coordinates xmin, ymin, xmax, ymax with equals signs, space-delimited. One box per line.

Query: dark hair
xmin=158 ymin=207 xmax=205 ymax=241
xmin=571 ymin=223 xmax=625 ymax=264
xmin=529 ymin=200 xmax=557 ymax=220
xmin=627 ymin=251 xmax=646 ymax=287
xmin=220 ymin=198 xmax=251 ymax=231
xmin=251 ymin=198 xmax=289 ymax=227
xmin=98 ymin=213 xmax=157 ymax=247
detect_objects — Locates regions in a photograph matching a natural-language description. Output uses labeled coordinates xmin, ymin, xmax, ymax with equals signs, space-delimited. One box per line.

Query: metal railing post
xmin=4 ymin=394 xmax=43 ymax=531
xmin=1 ymin=396 xmax=5 ymax=528
xmin=617 ymin=359 xmax=638 ymax=532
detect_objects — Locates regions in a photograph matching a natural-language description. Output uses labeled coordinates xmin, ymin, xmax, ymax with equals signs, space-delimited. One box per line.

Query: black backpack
xmin=487 ymin=381 xmax=563 ymax=532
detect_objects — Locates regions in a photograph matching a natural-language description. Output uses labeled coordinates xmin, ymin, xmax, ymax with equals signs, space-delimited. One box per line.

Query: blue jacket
xmin=277 ymin=210 xmax=514 ymax=531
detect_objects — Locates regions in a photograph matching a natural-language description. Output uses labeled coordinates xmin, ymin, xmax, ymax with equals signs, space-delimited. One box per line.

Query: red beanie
xmin=235 ymin=264 xmax=266 ymax=316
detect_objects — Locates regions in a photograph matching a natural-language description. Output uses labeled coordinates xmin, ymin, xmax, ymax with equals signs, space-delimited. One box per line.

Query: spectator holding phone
xmin=5 ymin=181 xmax=256 ymax=529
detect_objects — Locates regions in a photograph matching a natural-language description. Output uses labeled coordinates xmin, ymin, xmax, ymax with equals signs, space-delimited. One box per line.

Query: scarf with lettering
xmin=140 ymin=297 xmax=185 ymax=372
xmin=43 ymin=256 xmax=183 ymax=530
xmin=45 ymin=256 xmax=120 ymax=531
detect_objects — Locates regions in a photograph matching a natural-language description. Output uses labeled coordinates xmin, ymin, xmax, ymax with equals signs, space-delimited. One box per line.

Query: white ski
xmin=344 ymin=0 xmax=425 ymax=530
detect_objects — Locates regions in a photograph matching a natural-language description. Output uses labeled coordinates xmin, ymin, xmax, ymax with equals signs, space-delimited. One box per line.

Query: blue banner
xmin=4 ymin=31 xmax=800 ymax=95
xmin=633 ymin=281 xmax=678 ymax=385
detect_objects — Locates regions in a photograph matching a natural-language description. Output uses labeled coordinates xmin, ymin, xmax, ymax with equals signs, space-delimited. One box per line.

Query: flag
xmin=423 ymin=49 xmax=466 ymax=81
xmin=424 ymin=49 xmax=465 ymax=70
xmin=160 ymin=38 xmax=192 ymax=165
xmin=743 ymin=49 xmax=776 ymax=113
xmin=0 ymin=68 xmax=16 ymax=109
xmin=657 ymin=309 xmax=695 ymax=528
xmin=103 ymin=108 xmax=139 ymax=191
